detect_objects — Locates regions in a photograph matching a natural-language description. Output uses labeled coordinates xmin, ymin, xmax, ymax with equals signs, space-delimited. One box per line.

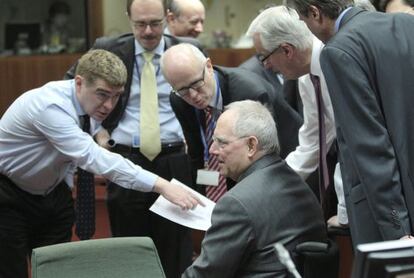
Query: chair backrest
xmin=31 ymin=237 xmax=166 ymax=278
xmin=294 ymin=238 xmax=340 ymax=278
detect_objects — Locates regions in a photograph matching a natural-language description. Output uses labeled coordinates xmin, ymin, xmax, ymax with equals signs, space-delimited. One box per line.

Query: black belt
xmin=111 ymin=141 xmax=184 ymax=156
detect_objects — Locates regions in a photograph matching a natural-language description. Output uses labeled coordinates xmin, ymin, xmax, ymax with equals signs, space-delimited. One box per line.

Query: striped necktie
xmin=204 ymin=106 xmax=227 ymax=202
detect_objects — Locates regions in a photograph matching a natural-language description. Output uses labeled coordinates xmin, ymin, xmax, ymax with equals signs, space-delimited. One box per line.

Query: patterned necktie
xmin=75 ymin=115 xmax=95 ymax=240
xmin=140 ymin=52 xmax=161 ymax=161
xmin=310 ymin=74 xmax=330 ymax=211
xmin=204 ymin=106 xmax=227 ymax=202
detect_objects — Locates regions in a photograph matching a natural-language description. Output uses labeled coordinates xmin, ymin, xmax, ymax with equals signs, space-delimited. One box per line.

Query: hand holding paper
xmin=150 ymin=179 xmax=216 ymax=231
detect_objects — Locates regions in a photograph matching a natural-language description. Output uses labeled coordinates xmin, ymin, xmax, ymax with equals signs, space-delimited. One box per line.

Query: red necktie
xmin=310 ymin=74 xmax=330 ymax=211
xmin=204 ymin=107 xmax=227 ymax=202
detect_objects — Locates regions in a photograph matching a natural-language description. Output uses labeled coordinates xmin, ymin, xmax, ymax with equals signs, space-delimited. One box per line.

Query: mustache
xmin=142 ymin=35 xmax=157 ymax=40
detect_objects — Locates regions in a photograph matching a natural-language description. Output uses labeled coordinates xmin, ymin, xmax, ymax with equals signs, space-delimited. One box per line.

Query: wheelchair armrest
xmin=295 ymin=241 xmax=329 ymax=253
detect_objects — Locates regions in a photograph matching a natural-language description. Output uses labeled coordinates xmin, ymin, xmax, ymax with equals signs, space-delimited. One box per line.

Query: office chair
xmin=31 ymin=237 xmax=166 ymax=278
xmin=294 ymin=238 xmax=340 ymax=278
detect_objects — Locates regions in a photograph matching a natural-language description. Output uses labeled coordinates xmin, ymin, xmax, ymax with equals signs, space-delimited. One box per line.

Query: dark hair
xmin=378 ymin=0 xmax=414 ymax=11
xmin=127 ymin=0 xmax=166 ymax=16
xmin=285 ymin=0 xmax=354 ymax=19
xmin=48 ymin=1 xmax=71 ymax=18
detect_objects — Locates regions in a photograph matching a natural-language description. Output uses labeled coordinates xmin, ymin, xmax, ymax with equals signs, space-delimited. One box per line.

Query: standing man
xmin=286 ymin=0 xmax=414 ymax=245
xmin=161 ymin=43 xmax=302 ymax=200
xmin=246 ymin=6 xmax=345 ymax=223
xmin=165 ymin=0 xmax=205 ymax=38
xmin=65 ymin=1 xmax=203 ymax=277
xmin=0 ymin=49 xmax=200 ymax=278
xmin=182 ymin=100 xmax=326 ymax=278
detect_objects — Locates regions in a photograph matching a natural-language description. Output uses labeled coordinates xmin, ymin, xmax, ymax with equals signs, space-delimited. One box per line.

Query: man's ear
xmin=166 ymin=11 xmax=175 ymax=23
xmin=308 ymin=5 xmax=322 ymax=22
xmin=247 ymin=136 xmax=259 ymax=157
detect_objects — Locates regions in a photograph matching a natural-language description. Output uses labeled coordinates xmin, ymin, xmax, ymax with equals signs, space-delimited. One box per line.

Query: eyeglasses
xmin=258 ymin=45 xmax=282 ymax=64
xmin=212 ymin=135 xmax=248 ymax=149
xmin=171 ymin=65 xmax=206 ymax=97
xmin=131 ymin=18 xmax=165 ymax=30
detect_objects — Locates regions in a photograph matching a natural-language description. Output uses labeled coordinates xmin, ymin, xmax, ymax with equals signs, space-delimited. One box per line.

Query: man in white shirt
xmin=247 ymin=5 xmax=347 ymax=225
xmin=0 ymin=49 xmax=200 ymax=278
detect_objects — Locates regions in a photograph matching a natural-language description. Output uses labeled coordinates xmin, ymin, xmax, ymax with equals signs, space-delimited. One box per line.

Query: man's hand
xmin=95 ymin=128 xmax=111 ymax=149
xmin=153 ymin=177 xmax=204 ymax=210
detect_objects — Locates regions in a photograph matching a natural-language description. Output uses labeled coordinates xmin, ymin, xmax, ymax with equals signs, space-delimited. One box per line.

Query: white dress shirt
xmin=285 ymin=37 xmax=348 ymax=224
xmin=0 ymin=80 xmax=157 ymax=195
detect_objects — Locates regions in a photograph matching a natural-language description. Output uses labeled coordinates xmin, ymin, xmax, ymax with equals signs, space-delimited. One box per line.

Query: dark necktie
xmin=204 ymin=107 xmax=227 ymax=202
xmin=75 ymin=115 xmax=95 ymax=240
xmin=310 ymin=74 xmax=330 ymax=211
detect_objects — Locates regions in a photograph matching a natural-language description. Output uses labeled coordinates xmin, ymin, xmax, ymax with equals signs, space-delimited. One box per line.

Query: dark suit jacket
xmin=65 ymin=33 xmax=201 ymax=132
xmin=320 ymin=8 xmax=414 ymax=245
xmin=239 ymin=55 xmax=303 ymax=117
xmin=170 ymin=66 xmax=302 ymax=190
xmin=182 ymin=154 xmax=327 ymax=278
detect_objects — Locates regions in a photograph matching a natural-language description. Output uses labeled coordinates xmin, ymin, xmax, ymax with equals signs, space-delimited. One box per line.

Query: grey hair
xmin=225 ymin=100 xmax=279 ymax=155
xmin=167 ymin=0 xmax=182 ymax=16
xmin=247 ymin=6 xmax=313 ymax=52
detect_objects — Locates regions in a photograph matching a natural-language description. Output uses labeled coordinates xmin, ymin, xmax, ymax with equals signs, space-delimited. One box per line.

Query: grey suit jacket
xmin=182 ymin=154 xmax=327 ymax=278
xmin=320 ymin=8 xmax=414 ymax=245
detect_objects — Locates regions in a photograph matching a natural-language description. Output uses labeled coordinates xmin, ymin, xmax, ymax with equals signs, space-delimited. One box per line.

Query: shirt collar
xmin=70 ymin=79 xmax=86 ymax=117
xmin=335 ymin=7 xmax=352 ymax=33
xmin=134 ymin=37 xmax=165 ymax=57
xmin=310 ymin=36 xmax=324 ymax=76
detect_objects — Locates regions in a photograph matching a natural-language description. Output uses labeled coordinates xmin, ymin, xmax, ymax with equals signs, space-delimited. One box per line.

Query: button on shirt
xmin=0 ymin=80 xmax=157 ymax=195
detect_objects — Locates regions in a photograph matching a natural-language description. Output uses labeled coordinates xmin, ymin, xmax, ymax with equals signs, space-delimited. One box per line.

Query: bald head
xmin=166 ymin=0 xmax=205 ymax=37
xmin=161 ymin=43 xmax=215 ymax=109
xmin=161 ymin=43 xmax=206 ymax=81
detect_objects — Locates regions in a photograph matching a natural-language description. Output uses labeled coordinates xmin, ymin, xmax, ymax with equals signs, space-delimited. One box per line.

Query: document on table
xmin=150 ymin=179 xmax=216 ymax=231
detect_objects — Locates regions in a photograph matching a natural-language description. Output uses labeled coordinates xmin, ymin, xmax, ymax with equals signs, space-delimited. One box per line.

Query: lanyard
xmin=195 ymin=73 xmax=221 ymax=164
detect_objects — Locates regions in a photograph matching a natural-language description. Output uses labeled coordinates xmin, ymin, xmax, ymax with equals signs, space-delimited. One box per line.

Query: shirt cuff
xmin=337 ymin=204 xmax=349 ymax=225
xmin=134 ymin=169 xmax=158 ymax=192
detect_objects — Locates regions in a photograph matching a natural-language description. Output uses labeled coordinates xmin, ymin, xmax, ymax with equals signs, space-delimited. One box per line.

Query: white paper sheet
xmin=149 ymin=179 xmax=216 ymax=231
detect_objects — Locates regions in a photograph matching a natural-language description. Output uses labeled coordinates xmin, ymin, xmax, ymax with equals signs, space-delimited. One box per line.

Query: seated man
xmin=182 ymin=100 xmax=327 ymax=278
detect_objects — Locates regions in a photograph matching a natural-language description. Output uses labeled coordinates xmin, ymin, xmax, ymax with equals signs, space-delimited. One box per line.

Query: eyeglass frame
xmin=130 ymin=18 xmax=165 ymax=30
xmin=258 ymin=45 xmax=282 ymax=64
xmin=211 ymin=135 xmax=249 ymax=149
xmin=171 ymin=63 xmax=207 ymax=97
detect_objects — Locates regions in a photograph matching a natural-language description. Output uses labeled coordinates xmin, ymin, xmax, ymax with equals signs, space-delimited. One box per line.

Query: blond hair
xmin=75 ymin=49 xmax=127 ymax=87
